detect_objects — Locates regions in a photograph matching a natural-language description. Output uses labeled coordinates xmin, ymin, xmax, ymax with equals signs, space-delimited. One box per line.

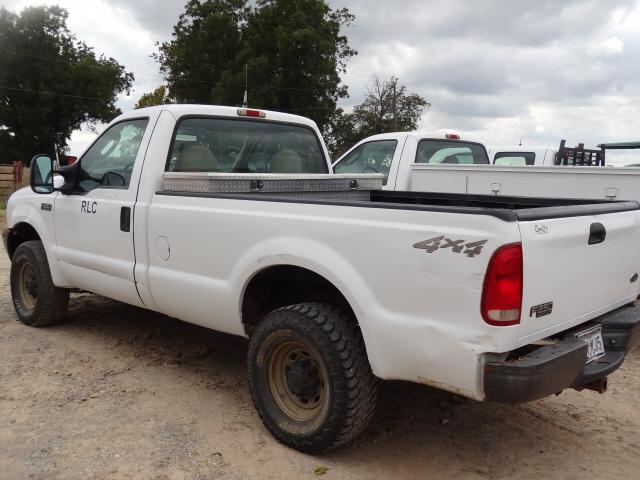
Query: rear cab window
xmin=333 ymin=140 xmax=398 ymax=185
xmin=494 ymin=152 xmax=536 ymax=166
xmin=166 ymin=117 xmax=328 ymax=174
xmin=415 ymin=139 xmax=489 ymax=165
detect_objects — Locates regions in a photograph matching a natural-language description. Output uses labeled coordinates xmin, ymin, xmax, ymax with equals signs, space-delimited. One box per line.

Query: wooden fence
xmin=0 ymin=163 xmax=29 ymax=204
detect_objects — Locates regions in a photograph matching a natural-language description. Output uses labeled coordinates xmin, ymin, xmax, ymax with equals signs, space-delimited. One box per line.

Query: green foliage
xmin=135 ymin=85 xmax=170 ymax=109
xmin=156 ymin=0 xmax=355 ymax=133
xmin=0 ymin=6 xmax=134 ymax=164
xmin=327 ymin=75 xmax=430 ymax=157
xmin=155 ymin=0 xmax=247 ymax=105
xmin=0 ymin=201 xmax=6 ymax=210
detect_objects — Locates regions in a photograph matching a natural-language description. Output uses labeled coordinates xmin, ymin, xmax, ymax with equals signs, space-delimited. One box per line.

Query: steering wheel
xmin=363 ymin=166 xmax=379 ymax=174
xmin=102 ymin=170 xmax=127 ymax=186
xmin=225 ymin=145 xmax=241 ymax=159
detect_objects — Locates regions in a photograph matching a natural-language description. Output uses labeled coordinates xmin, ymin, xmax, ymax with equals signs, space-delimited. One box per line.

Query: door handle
xmin=120 ymin=206 xmax=131 ymax=232
xmin=588 ymin=222 xmax=606 ymax=245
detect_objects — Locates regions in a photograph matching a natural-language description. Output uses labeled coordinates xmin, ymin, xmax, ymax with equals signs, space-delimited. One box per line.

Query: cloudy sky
xmin=4 ymin=0 xmax=640 ymax=164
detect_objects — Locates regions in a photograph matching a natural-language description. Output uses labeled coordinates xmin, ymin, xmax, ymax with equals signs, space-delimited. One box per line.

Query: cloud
xmin=4 ymin=0 xmax=640 ymax=164
xmin=103 ymin=0 xmax=184 ymax=39
xmin=334 ymin=0 xmax=640 ymax=162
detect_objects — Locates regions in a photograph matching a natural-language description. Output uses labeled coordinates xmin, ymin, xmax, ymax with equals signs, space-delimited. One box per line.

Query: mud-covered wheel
xmin=10 ymin=240 xmax=69 ymax=327
xmin=247 ymin=303 xmax=377 ymax=453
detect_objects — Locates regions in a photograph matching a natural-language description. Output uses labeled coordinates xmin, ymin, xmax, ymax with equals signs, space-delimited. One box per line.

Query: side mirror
xmin=30 ymin=154 xmax=55 ymax=194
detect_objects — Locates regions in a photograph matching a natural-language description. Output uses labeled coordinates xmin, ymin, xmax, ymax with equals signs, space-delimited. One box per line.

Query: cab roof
xmin=352 ymin=131 xmax=483 ymax=144
xmin=117 ymin=104 xmax=320 ymax=130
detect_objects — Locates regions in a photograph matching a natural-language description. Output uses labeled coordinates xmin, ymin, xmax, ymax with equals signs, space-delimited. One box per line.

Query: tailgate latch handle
xmin=588 ymin=222 xmax=606 ymax=245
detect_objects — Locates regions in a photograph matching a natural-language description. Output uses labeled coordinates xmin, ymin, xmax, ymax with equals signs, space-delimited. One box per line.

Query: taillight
xmin=481 ymin=243 xmax=523 ymax=326
xmin=445 ymin=133 xmax=460 ymax=140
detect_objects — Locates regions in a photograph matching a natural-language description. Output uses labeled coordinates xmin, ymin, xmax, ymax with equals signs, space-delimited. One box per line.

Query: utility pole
xmin=53 ymin=143 xmax=60 ymax=168
xmin=242 ymin=64 xmax=248 ymax=108
xmin=392 ymin=79 xmax=397 ymax=131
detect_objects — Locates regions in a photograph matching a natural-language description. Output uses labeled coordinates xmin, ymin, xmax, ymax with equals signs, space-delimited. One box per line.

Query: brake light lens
xmin=237 ymin=108 xmax=266 ymax=118
xmin=445 ymin=133 xmax=460 ymax=140
xmin=481 ymin=243 xmax=523 ymax=326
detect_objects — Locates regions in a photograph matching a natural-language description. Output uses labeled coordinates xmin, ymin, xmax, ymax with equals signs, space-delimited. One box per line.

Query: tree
xmin=0 ymin=6 xmax=134 ymax=163
xmin=327 ymin=75 xmax=430 ymax=157
xmin=155 ymin=0 xmax=247 ymax=105
xmin=135 ymin=85 xmax=170 ymax=109
xmin=156 ymin=0 xmax=356 ymax=133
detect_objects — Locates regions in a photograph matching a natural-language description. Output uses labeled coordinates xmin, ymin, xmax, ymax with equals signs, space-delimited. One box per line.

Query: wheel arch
xmin=6 ymin=221 xmax=42 ymax=260
xmin=241 ymin=264 xmax=358 ymax=336
xmin=231 ymin=238 xmax=384 ymax=375
xmin=7 ymin=200 xmax=63 ymax=286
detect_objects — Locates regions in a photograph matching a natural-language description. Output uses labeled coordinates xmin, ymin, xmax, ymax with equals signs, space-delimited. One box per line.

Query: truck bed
xmin=409 ymin=163 xmax=640 ymax=203
xmin=159 ymin=187 xmax=640 ymax=222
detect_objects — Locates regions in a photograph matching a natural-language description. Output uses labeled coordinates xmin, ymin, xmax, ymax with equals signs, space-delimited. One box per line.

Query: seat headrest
xmin=270 ymin=149 xmax=303 ymax=173
xmin=174 ymin=144 xmax=218 ymax=172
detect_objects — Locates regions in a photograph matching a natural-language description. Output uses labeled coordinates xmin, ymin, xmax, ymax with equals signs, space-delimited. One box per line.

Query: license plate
xmin=576 ymin=326 xmax=606 ymax=363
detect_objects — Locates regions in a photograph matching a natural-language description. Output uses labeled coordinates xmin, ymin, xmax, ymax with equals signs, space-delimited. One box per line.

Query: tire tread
xmin=10 ymin=241 xmax=69 ymax=327
xmin=247 ymin=302 xmax=377 ymax=453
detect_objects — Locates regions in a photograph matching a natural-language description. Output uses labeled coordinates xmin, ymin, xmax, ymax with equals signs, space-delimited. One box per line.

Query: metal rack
xmin=555 ymin=140 xmax=606 ymax=166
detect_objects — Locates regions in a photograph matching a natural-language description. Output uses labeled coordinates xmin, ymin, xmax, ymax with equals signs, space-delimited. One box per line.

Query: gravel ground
xmin=1 ymin=210 xmax=639 ymax=479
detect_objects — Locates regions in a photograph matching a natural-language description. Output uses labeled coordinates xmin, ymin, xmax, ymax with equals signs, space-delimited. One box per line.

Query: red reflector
xmin=481 ymin=243 xmax=523 ymax=326
xmin=445 ymin=133 xmax=460 ymax=140
xmin=237 ymin=108 xmax=266 ymax=118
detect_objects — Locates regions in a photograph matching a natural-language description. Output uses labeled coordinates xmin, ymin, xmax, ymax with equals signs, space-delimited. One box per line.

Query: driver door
xmin=54 ymin=117 xmax=151 ymax=306
xmin=332 ymin=139 xmax=402 ymax=189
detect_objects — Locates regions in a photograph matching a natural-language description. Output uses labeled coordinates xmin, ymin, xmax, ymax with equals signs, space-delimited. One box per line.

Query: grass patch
xmin=0 ymin=201 xmax=6 ymax=210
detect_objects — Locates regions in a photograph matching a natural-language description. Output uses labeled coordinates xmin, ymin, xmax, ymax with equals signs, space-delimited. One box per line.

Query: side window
xmin=77 ymin=119 xmax=149 ymax=192
xmin=166 ymin=118 xmax=328 ymax=174
xmin=415 ymin=140 xmax=489 ymax=165
xmin=333 ymin=140 xmax=398 ymax=185
xmin=494 ymin=152 xmax=535 ymax=166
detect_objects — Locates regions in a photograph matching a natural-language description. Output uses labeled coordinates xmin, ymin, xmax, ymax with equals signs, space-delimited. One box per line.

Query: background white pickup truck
xmin=487 ymin=145 xmax=558 ymax=166
xmin=334 ymin=132 xmax=640 ymax=202
xmin=4 ymin=106 xmax=640 ymax=453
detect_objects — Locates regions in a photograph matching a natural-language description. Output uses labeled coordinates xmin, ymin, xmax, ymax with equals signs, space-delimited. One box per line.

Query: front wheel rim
xmin=267 ymin=339 xmax=329 ymax=422
xmin=17 ymin=261 xmax=38 ymax=311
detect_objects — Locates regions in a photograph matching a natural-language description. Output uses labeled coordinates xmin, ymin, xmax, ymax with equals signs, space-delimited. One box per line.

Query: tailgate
xmin=518 ymin=208 xmax=640 ymax=343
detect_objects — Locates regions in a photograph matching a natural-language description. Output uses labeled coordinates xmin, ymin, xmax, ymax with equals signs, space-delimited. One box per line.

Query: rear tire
xmin=247 ymin=303 xmax=377 ymax=453
xmin=10 ymin=241 xmax=69 ymax=327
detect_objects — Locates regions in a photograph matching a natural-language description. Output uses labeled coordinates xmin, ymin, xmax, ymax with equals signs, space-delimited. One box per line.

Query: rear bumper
xmin=484 ymin=303 xmax=640 ymax=403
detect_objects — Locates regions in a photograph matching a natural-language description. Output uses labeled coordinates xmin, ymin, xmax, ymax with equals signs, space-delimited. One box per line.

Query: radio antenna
xmin=242 ymin=64 xmax=248 ymax=108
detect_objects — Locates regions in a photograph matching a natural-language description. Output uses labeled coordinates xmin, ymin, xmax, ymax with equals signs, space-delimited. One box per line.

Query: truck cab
xmin=332 ymin=132 xmax=489 ymax=189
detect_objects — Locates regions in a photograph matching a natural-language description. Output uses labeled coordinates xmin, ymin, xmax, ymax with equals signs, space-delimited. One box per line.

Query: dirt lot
xmin=1 ymin=210 xmax=639 ymax=480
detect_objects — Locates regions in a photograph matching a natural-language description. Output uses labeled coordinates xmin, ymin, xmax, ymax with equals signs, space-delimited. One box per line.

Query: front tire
xmin=247 ymin=303 xmax=377 ymax=453
xmin=10 ymin=241 xmax=69 ymax=327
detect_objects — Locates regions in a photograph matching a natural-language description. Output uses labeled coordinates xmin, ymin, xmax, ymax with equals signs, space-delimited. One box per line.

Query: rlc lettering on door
xmin=80 ymin=201 xmax=97 ymax=214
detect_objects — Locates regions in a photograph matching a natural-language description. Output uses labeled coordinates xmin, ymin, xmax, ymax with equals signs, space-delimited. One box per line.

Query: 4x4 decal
xmin=413 ymin=236 xmax=488 ymax=258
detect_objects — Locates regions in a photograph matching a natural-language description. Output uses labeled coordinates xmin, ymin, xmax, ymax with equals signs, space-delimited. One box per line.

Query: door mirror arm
xmin=53 ymin=163 xmax=80 ymax=195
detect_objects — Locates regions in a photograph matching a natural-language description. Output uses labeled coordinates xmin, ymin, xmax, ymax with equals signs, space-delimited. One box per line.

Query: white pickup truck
xmin=4 ymin=106 xmax=640 ymax=453
xmin=488 ymin=140 xmax=615 ymax=167
xmin=334 ymin=132 xmax=640 ymax=201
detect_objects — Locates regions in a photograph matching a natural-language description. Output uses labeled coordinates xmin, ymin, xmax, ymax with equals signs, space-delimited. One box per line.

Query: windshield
xmin=415 ymin=139 xmax=489 ymax=165
xmin=494 ymin=151 xmax=536 ymax=166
